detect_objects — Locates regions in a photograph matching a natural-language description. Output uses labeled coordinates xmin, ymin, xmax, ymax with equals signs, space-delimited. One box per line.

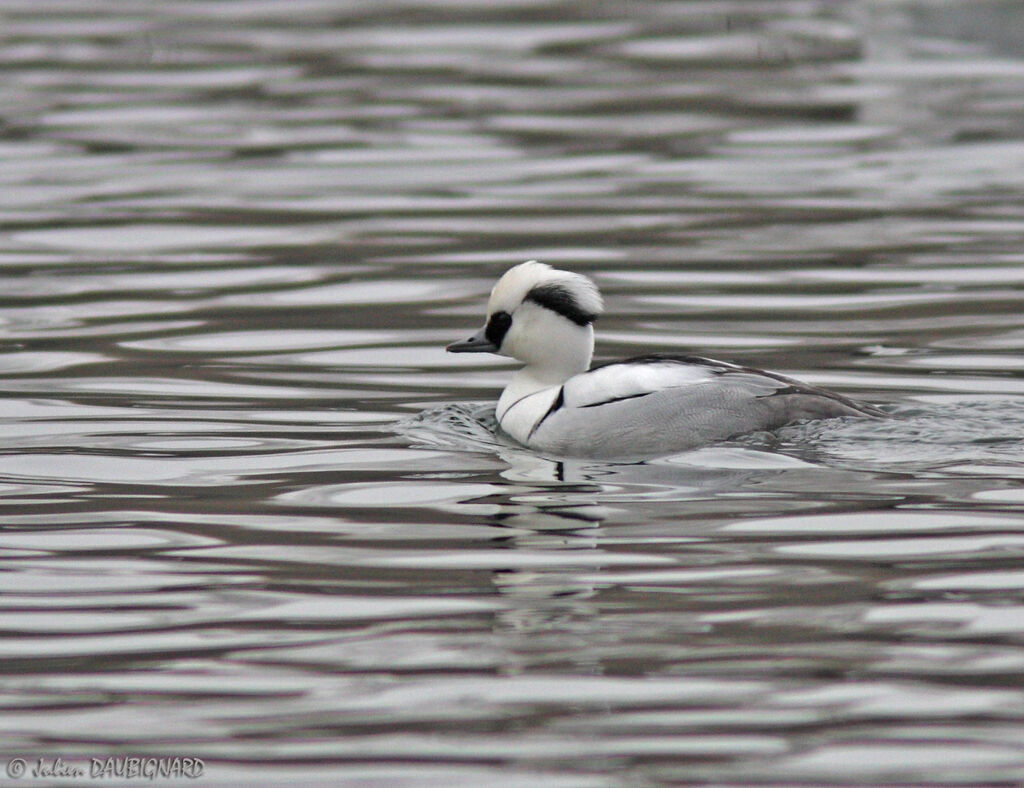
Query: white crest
xmin=487 ymin=260 xmax=603 ymax=321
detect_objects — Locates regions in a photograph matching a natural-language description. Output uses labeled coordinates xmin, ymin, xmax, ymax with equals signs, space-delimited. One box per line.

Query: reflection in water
xmin=3 ymin=0 xmax=1024 ymax=784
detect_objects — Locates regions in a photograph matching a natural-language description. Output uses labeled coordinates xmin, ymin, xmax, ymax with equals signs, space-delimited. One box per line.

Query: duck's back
xmin=528 ymin=355 xmax=881 ymax=459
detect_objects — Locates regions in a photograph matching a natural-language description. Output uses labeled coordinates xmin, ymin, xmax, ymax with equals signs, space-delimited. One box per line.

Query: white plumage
xmin=448 ymin=261 xmax=881 ymax=459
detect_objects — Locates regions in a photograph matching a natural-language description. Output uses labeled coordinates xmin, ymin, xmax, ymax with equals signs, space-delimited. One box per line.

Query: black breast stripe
xmin=528 ymin=387 xmax=565 ymax=439
xmin=498 ymin=388 xmax=556 ymax=431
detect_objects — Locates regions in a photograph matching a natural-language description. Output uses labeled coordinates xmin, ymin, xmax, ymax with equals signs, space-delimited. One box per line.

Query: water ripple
xmin=3 ymin=1 xmax=1024 ymax=785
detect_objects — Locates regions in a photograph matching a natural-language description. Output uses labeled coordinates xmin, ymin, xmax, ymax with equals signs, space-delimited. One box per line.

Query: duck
xmin=447 ymin=260 xmax=883 ymax=459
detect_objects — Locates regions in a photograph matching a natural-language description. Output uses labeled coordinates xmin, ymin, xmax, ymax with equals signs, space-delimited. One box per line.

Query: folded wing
xmin=531 ymin=355 xmax=880 ymax=458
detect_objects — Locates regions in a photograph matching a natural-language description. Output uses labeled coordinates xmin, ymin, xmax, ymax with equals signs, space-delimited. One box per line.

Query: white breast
xmin=495 ymin=385 xmax=562 ymax=446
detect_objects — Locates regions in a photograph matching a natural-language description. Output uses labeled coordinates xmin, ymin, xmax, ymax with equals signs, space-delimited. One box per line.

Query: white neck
xmin=495 ymin=316 xmax=593 ymax=428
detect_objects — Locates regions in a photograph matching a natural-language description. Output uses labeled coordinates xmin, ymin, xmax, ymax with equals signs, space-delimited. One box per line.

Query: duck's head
xmin=447 ymin=260 xmax=603 ymax=378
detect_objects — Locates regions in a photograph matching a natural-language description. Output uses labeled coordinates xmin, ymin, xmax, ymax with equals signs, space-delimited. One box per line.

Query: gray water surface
xmin=4 ymin=1 xmax=1024 ymax=785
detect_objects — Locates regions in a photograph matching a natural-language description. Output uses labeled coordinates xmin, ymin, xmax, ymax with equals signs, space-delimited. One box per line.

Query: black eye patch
xmin=525 ymin=283 xmax=597 ymax=326
xmin=485 ymin=310 xmax=512 ymax=347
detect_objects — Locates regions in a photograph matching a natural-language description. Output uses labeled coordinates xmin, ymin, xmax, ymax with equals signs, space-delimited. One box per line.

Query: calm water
xmin=4 ymin=1 xmax=1024 ymax=785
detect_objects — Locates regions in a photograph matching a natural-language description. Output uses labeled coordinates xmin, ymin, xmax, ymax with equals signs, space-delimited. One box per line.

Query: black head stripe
xmin=525 ymin=283 xmax=597 ymax=326
xmin=485 ymin=310 xmax=512 ymax=347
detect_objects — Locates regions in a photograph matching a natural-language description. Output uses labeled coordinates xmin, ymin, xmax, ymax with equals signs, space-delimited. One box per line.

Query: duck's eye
xmin=485 ymin=310 xmax=512 ymax=347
